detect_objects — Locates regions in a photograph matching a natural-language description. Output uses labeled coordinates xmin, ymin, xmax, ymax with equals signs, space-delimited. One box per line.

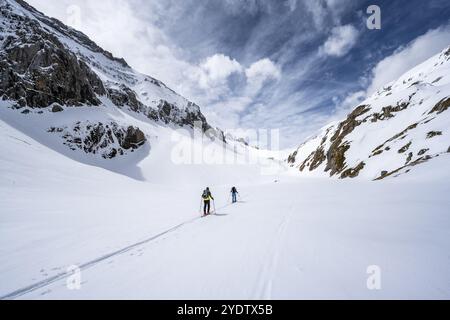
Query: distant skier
xmin=231 ymin=186 xmax=239 ymax=203
xmin=202 ymin=187 xmax=215 ymax=216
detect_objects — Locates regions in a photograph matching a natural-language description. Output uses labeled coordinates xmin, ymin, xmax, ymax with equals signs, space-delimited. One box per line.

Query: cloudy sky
xmin=28 ymin=0 xmax=450 ymax=147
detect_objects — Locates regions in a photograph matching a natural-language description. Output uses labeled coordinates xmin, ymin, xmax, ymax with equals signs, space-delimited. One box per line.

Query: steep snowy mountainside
xmin=0 ymin=0 xmax=232 ymax=167
xmin=0 ymin=0 xmax=195 ymax=112
xmin=288 ymin=46 xmax=450 ymax=180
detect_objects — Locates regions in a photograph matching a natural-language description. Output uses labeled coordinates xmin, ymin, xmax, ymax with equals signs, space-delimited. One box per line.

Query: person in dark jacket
xmin=202 ymin=187 xmax=214 ymax=216
xmin=231 ymin=186 xmax=239 ymax=203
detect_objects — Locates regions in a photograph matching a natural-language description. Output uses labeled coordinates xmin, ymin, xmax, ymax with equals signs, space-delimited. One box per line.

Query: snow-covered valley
xmin=1 ymin=0 xmax=449 ymax=300
xmin=1 ymin=112 xmax=450 ymax=299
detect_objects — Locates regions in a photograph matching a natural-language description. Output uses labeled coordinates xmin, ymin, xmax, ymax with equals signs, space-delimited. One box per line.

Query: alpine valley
xmin=0 ymin=0 xmax=449 ymax=300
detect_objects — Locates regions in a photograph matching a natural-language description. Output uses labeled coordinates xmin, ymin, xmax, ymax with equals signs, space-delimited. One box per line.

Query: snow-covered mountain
xmin=1 ymin=0 xmax=449 ymax=300
xmin=287 ymin=47 xmax=450 ymax=180
xmin=0 ymin=0 xmax=229 ymax=161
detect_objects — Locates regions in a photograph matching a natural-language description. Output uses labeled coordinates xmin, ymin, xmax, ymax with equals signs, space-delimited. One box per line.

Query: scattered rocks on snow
xmin=340 ymin=162 xmax=366 ymax=179
xmin=287 ymin=151 xmax=298 ymax=164
xmin=398 ymin=142 xmax=412 ymax=153
xmin=429 ymin=97 xmax=450 ymax=115
xmin=371 ymin=102 xmax=409 ymax=123
xmin=51 ymin=104 xmax=64 ymax=113
xmin=426 ymin=131 xmax=442 ymax=139
xmin=406 ymin=152 xmax=413 ymax=164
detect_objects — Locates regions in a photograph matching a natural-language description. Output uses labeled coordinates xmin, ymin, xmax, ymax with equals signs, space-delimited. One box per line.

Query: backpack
xmin=202 ymin=190 xmax=209 ymax=200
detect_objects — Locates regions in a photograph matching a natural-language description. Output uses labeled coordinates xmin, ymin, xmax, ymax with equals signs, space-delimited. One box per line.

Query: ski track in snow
xmin=255 ymin=203 xmax=294 ymax=299
xmin=0 ymin=216 xmax=202 ymax=300
xmin=7 ymin=135 xmax=32 ymax=145
xmin=0 ymin=195 xmax=250 ymax=300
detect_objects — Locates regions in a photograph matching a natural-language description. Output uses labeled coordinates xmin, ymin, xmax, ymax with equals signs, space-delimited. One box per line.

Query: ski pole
xmin=199 ymin=199 xmax=203 ymax=215
xmin=213 ymin=200 xmax=216 ymax=214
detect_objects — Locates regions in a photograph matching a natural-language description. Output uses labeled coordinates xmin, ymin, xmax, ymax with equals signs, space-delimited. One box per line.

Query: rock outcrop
xmin=48 ymin=122 xmax=146 ymax=159
xmin=288 ymin=46 xmax=450 ymax=180
xmin=0 ymin=0 xmax=229 ymax=161
xmin=0 ymin=1 xmax=106 ymax=108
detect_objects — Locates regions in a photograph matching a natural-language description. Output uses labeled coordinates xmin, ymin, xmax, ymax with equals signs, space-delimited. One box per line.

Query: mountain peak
xmin=0 ymin=0 xmax=229 ymax=163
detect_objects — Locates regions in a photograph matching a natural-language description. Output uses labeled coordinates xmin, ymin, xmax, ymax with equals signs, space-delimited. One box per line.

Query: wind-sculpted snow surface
xmin=288 ymin=47 xmax=450 ymax=180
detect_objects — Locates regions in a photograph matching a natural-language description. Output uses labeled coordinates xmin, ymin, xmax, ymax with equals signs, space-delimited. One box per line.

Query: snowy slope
xmin=1 ymin=0 xmax=188 ymax=110
xmin=0 ymin=110 xmax=282 ymax=299
xmin=1 ymin=0 xmax=449 ymax=300
xmin=0 ymin=0 xmax=235 ymax=169
xmin=288 ymin=47 xmax=450 ymax=180
xmin=1 ymin=118 xmax=449 ymax=299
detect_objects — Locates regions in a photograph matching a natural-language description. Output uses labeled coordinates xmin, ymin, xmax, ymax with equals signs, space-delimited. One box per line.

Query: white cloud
xmin=246 ymin=58 xmax=281 ymax=80
xmin=196 ymin=54 xmax=243 ymax=88
xmin=26 ymin=0 xmax=449 ymax=149
xmin=245 ymin=58 xmax=281 ymax=95
xmin=367 ymin=26 xmax=450 ymax=95
xmin=320 ymin=24 xmax=359 ymax=57
xmin=27 ymin=0 xmax=196 ymax=95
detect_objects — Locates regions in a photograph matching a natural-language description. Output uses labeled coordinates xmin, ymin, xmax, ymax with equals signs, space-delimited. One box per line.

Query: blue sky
xmin=29 ymin=0 xmax=450 ymax=148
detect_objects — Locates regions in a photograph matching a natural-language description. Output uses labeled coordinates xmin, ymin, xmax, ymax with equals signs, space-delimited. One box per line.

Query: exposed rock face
xmin=0 ymin=1 xmax=106 ymax=108
xmin=325 ymin=105 xmax=370 ymax=176
xmin=107 ymin=85 xmax=144 ymax=112
xmin=148 ymin=100 xmax=211 ymax=132
xmin=398 ymin=142 xmax=412 ymax=153
xmin=12 ymin=0 xmax=129 ymax=68
xmin=0 ymin=0 xmax=216 ymax=137
xmin=122 ymin=126 xmax=146 ymax=150
xmin=51 ymin=104 xmax=64 ymax=113
xmin=300 ymin=147 xmax=326 ymax=172
xmin=287 ymin=150 xmax=297 ymax=164
xmin=288 ymin=46 xmax=450 ymax=180
xmin=429 ymin=97 xmax=450 ymax=115
xmin=340 ymin=162 xmax=365 ymax=179
xmin=107 ymin=86 xmax=212 ymax=133
xmin=48 ymin=121 xmax=146 ymax=159
xmin=297 ymin=105 xmax=370 ymax=178
xmin=370 ymin=102 xmax=410 ymax=122
xmin=0 ymin=0 xmax=230 ymax=161
xmin=426 ymin=131 xmax=442 ymax=139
